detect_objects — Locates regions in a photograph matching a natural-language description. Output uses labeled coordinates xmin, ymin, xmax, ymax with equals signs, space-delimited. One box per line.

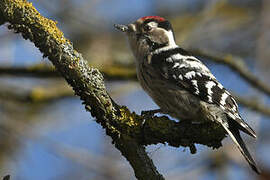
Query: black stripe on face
xmin=151 ymin=41 xmax=168 ymax=50
xmin=143 ymin=19 xmax=156 ymax=25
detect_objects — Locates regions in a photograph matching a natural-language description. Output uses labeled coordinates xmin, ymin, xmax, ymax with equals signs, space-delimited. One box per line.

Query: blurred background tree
xmin=0 ymin=0 xmax=270 ymax=179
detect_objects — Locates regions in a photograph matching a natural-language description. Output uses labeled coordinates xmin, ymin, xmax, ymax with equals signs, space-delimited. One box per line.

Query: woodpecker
xmin=114 ymin=16 xmax=260 ymax=174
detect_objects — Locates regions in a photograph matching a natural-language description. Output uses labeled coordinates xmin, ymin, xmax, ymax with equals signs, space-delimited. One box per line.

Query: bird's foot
xmin=140 ymin=109 xmax=161 ymax=142
xmin=140 ymin=109 xmax=162 ymax=128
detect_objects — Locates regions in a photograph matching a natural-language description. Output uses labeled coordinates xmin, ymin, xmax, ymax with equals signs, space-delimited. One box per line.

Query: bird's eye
xmin=144 ymin=25 xmax=152 ymax=32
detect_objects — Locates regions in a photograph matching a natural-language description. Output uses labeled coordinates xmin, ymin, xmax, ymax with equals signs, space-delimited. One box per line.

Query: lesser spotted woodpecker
xmin=114 ymin=16 xmax=259 ymax=173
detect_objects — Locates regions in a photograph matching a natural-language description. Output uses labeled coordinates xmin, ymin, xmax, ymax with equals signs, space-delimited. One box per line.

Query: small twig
xmin=0 ymin=64 xmax=137 ymax=80
xmin=234 ymin=95 xmax=270 ymax=117
xmin=0 ymin=64 xmax=59 ymax=77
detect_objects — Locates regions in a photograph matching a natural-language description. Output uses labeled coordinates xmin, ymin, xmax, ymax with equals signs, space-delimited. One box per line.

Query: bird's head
xmin=114 ymin=16 xmax=176 ymax=60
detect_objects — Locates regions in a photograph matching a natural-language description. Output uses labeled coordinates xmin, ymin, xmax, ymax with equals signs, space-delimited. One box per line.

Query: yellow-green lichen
xmin=27 ymin=63 xmax=55 ymax=71
xmin=146 ymin=116 xmax=173 ymax=134
xmin=30 ymin=87 xmax=45 ymax=102
xmin=100 ymin=65 xmax=136 ymax=79
xmin=5 ymin=0 xmax=67 ymax=44
xmin=119 ymin=106 xmax=141 ymax=127
xmin=108 ymin=125 xmax=120 ymax=135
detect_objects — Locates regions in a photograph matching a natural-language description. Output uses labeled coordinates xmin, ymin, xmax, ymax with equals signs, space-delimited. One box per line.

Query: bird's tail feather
xmin=231 ymin=117 xmax=257 ymax=138
xmin=221 ymin=123 xmax=260 ymax=174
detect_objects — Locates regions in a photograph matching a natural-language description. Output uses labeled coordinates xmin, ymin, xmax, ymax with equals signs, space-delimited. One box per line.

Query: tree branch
xmin=0 ymin=64 xmax=59 ymax=77
xmin=0 ymin=64 xmax=137 ymax=80
xmin=0 ymin=0 xmax=227 ymax=179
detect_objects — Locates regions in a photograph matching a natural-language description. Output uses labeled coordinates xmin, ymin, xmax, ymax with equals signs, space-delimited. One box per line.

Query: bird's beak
xmin=114 ymin=24 xmax=129 ymax=32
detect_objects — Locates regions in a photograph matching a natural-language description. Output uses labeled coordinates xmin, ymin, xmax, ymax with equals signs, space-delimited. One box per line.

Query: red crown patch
xmin=140 ymin=16 xmax=166 ymax=22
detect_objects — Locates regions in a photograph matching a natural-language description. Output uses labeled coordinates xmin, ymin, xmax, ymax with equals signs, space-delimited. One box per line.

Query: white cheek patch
xmin=147 ymin=21 xmax=158 ymax=28
xmin=164 ymin=30 xmax=176 ymax=46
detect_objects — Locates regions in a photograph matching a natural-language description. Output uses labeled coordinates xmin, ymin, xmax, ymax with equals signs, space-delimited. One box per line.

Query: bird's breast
xmin=135 ymin=58 xmax=217 ymax=122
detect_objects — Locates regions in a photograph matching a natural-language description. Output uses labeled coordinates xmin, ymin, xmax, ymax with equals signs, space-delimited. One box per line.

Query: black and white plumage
xmin=115 ymin=16 xmax=259 ymax=173
xmin=150 ymin=46 xmax=255 ymax=136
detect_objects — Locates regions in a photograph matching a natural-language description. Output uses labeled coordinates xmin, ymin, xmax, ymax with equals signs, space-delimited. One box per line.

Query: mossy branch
xmin=0 ymin=0 xmax=227 ymax=179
